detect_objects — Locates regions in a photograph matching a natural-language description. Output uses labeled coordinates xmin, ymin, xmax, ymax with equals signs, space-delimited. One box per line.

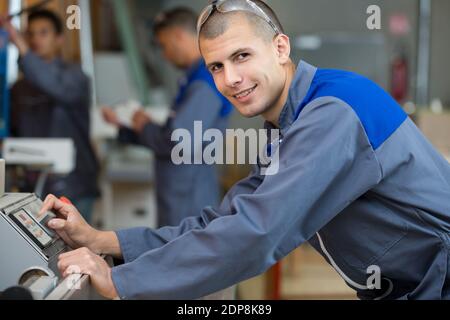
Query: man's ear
xmin=273 ymin=34 xmax=291 ymax=64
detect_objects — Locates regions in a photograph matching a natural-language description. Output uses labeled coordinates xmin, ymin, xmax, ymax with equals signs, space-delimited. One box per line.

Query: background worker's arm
xmin=110 ymin=99 xmax=383 ymax=299
xmin=137 ymin=80 xmax=223 ymax=157
xmin=0 ymin=16 xmax=29 ymax=55
xmin=101 ymin=107 xmax=143 ymax=145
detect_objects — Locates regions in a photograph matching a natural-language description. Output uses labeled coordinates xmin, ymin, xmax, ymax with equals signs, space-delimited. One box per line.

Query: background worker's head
xmin=198 ymin=0 xmax=293 ymax=121
xmin=26 ymin=10 xmax=64 ymax=61
xmin=153 ymin=7 xmax=201 ymax=69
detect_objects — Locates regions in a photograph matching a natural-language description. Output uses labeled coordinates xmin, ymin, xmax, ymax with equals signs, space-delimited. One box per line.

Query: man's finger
xmin=37 ymin=194 xmax=58 ymax=218
xmin=47 ymin=218 xmax=66 ymax=230
xmin=59 ymin=258 xmax=86 ymax=277
xmin=39 ymin=195 xmax=58 ymax=215
xmin=53 ymin=229 xmax=77 ymax=249
xmin=39 ymin=195 xmax=68 ymax=217
xmin=59 ymin=247 xmax=89 ymax=260
xmin=58 ymin=250 xmax=96 ymax=277
xmin=58 ymin=249 xmax=86 ymax=268
xmin=63 ymin=267 xmax=85 ymax=278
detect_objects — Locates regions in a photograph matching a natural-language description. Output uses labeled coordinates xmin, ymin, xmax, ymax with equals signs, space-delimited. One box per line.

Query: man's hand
xmin=39 ymin=195 xmax=100 ymax=252
xmin=40 ymin=195 xmax=123 ymax=258
xmin=0 ymin=16 xmax=29 ymax=56
xmin=58 ymin=247 xmax=119 ymax=300
xmin=132 ymin=110 xmax=152 ymax=133
xmin=101 ymin=107 xmax=120 ymax=127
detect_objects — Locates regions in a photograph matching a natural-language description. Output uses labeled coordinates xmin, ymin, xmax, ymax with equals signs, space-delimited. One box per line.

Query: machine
xmin=0 ymin=192 xmax=66 ymax=299
xmin=0 ymin=159 xmax=108 ymax=300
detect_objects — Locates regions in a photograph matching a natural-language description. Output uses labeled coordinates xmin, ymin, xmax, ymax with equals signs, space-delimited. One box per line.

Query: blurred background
xmin=0 ymin=0 xmax=449 ymax=300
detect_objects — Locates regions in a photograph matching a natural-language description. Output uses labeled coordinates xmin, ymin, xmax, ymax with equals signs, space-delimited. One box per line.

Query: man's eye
xmin=210 ymin=65 xmax=222 ymax=73
xmin=236 ymin=53 xmax=249 ymax=61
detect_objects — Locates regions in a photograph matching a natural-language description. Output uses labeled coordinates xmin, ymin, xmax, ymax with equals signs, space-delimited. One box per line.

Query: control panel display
xmin=10 ymin=209 xmax=53 ymax=249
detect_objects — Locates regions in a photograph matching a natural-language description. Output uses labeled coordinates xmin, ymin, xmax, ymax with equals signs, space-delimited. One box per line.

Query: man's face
xmin=26 ymin=18 xmax=62 ymax=60
xmin=200 ymin=15 xmax=287 ymax=118
xmin=156 ymin=27 xmax=190 ymax=69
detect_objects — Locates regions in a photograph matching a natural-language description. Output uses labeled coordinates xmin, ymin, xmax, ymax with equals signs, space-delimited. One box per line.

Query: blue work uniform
xmin=111 ymin=61 xmax=450 ymax=300
xmin=10 ymin=52 xmax=100 ymax=204
xmin=119 ymin=59 xmax=232 ymax=227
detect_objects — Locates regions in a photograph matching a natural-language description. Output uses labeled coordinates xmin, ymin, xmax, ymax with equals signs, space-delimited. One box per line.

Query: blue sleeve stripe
xmin=297 ymin=69 xmax=407 ymax=150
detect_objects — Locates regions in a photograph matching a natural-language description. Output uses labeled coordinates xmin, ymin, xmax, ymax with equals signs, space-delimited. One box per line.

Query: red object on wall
xmin=391 ymin=54 xmax=408 ymax=103
xmin=272 ymin=262 xmax=282 ymax=300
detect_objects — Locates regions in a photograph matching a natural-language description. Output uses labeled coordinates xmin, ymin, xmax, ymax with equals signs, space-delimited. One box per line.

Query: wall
xmin=430 ymin=0 xmax=450 ymax=106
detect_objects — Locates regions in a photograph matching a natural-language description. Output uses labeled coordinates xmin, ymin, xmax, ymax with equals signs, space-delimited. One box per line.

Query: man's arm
xmin=117 ymin=126 xmax=140 ymax=145
xmin=102 ymin=107 xmax=147 ymax=146
xmin=40 ymin=160 xmax=263 ymax=262
xmin=110 ymin=98 xmax=383 ymax=299
xmin=115 ymin=164 xmax=264 ymax=263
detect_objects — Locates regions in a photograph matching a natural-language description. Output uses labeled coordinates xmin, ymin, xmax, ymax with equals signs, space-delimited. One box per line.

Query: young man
xmin=102 ymin=7 xmax=233 ymax=227
xmin=2 ymin=10 xmax=99 ymax=222
xmin=42 ymin=0 xmax=450 ymax=300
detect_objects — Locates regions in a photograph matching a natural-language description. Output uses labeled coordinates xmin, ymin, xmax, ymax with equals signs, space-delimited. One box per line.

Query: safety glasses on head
xmin=197 ymin=0 xmax=282 ymax=36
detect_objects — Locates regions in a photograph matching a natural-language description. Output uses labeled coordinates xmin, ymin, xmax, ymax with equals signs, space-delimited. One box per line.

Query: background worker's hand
xmin=40 ymin=195 xmax=101 ymax=253
xmin=101 ymin=107 xmax=120 ymax=127
xmin=58 ymin=247 xmax=118 ymax=299
xmin=132 ymin=109 xmax=152 ymax=133
xmin=0 ymin=16 xmax=29 ymax=56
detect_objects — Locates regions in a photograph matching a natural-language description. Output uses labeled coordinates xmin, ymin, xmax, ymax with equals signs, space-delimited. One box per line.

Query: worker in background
xmin=1 ymin=10 xmax=99 ymax=222
xmin=42 ymin=0 xmax=450 ymax=300
xmin=102 ymin=7 xmax=233 ymax=227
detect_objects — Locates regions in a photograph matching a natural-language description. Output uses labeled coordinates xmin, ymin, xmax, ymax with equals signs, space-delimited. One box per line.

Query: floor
xmin=238 ymin=244 xmax=357 ymax=300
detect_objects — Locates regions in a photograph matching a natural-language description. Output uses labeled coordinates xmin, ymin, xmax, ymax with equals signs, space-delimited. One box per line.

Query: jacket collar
xmin=273 ymin=60 xmax=318 ymax=136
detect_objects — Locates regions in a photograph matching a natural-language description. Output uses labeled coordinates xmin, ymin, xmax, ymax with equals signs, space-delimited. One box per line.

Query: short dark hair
xmin=199 ymin=0 xmax=284 ymax=43
xmin=28 ymin=9 xmax=63 ymax=35
xmin=153 ymin=7 xmax=198 ymax=35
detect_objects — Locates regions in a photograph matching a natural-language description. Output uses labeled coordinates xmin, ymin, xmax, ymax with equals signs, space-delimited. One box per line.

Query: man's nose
xmin=224 ymin=66 xmax=242 ymax=88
